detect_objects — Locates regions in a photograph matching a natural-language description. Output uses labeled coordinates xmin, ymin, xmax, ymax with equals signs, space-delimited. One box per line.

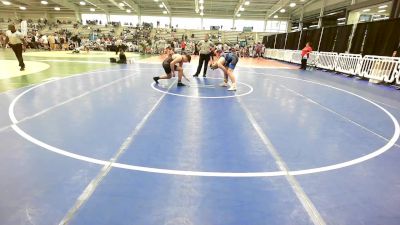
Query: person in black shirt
xmin=30 ymin=35 xmax=37 ymax=49
xmin=117 ymin=49 xmax=127 ymax=64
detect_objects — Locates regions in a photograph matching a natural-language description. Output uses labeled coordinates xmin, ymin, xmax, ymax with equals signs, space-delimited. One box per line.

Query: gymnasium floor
xmin=1 ymin=49 xmax=400 ymax=225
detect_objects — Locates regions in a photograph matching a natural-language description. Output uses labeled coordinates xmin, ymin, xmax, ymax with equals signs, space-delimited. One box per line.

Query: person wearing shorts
xmin=153 ymin=53 xmax=191 ymax=87
xmin=211 ymin=49 xmax=238 ymax=91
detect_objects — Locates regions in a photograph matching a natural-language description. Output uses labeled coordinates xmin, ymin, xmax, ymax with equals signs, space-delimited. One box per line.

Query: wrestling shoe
xmin=177 ymin=82 xmax=186 ymax=87
xmin=219 ymin=82 xmax=228 ymax=87
xmin=227 ymin=84 xmax=237 ymax=91
xmin=153 ymin=76 xmax=159 ymax=84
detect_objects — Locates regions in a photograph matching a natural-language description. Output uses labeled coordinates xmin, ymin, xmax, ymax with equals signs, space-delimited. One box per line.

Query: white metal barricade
xmin=262 ymin=47 xmax=400 ymax=87
xmin=335 ymin=53 xmax=362 ymax=76
xmin=291 ymin=50 xmax=302 ymax=64
xmin=265 ymin=49 xmax=273 ymax=58
xmin=270 ymin=49 xmax=279 ymax=59
xmin=283 ymin=50 xmax=294 ymax=62
xmin=396 ymin=67 xmax=400 ymax=85
xmin=307 ymin=52 xmax=320 ymax=67
xmin=315 ymin=52 xmax=337 ymax=70
xmin=357 ymin=55 xmax=400 ymax=83
xmin=276 ymin=49 xmax=285 ymax=60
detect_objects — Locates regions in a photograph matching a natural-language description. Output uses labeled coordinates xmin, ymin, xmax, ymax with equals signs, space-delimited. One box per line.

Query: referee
xmin=5 ymin=24 xmax=25 ymax=71
xmin=392 ymin=45 xmax=400 ymax=57
xmin=192 ymin=34 xmax=214 ymax=77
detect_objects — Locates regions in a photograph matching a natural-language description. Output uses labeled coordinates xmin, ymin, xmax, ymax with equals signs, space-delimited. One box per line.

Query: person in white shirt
xmin=223 ymin=43 xmax=229 ymax=52
xmin=115 ymin=37 xmax=123 ymax=55
xmin=192 ymin=34 xmax=214 ymax=77
xmin=40 ymin=35 xmax=48 ymax=49
xmin=5 ymin=24 xmax=26 ymax=71
xmin=54 ymin=34 xmax=60 ymax=50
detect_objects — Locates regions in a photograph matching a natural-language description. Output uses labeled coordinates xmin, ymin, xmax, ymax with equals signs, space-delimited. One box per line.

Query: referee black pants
xmin=10 ymin=44 xmax=25 ymax=69
xmin=194 ymin=53 xmax=210 ymax=76
xmin=300 ymin=58 xmax=307 ymax=70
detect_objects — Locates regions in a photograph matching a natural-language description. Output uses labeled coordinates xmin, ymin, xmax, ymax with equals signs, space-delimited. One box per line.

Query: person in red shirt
xmin=254 ymin=42 xmax=263 ymax=58
xmin=181 ymin=40 xmax=186 ymax=53
xmin=300 ymin=42 xmax=312 ymax=70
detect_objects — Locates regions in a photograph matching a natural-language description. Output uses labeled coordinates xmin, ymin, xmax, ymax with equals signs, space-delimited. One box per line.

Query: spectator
xmin=30 ymin=34 xmax=38 ymax=49
xmin=117 ymin=49 xmax=127 ymax=64
xmin=300 ymin=42 xmax=313 ymax=70
xmin=48 ymin=33 xmax=55 ymax=50
xmin=392 ymin=45 xmax=400 ymax=57
xmin=40 ymin=34 xmax=48 ymax=50
xmin=180 ymin=40 xmax=186 ymax=53
xmin=254 ymin=42 xmax=263 ymax=58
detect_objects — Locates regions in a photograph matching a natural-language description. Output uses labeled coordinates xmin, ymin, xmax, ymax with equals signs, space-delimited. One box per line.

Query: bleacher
xmin=0 ymin=22 xmax=8 ymax=32
xmin=153 ymin=28 xmax=271 ymax=44
xmin=1 ymin=15 xmax=273 ymax=46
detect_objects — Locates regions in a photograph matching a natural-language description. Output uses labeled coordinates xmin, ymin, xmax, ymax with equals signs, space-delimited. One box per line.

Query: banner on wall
xmin=21 ymin=20 xmax=27 ymax=36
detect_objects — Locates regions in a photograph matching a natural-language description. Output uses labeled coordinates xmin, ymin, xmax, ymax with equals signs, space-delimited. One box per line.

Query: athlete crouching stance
xmin=153 ymin=53 xmax=191 ymax=87
xmin=210 ymin=49 xmax=238 ymax=91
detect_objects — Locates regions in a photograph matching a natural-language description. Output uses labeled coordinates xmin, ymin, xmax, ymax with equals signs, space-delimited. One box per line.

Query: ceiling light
xmin=309 ymin=24 xmax=318 ymax=28
xmin=40 ymin=1 xmax=48 ymax=5
xmin=280 ymin=8 xmax=286 ymax=13
xmin=2 ymin=1 xmax=11 ymax=5
xmin=119 ymin=2 xmax=124 ymax=7
xmin=362 ymin=8 xmax=370 ymax=12
xmin=90 ymin=8 xmax=95 ymax=11
xmin=126 ymin=9 xmax=131 ymax=13
xmin=239 ymin=7 xmax=244 ymax=11
xmin=289 ymin=2 xmax=296 ymax=7
xmin=337 ymin=22 xmax=345 ymax=25
xmin=163 ymin=10 xmax=167 ymax=14
xmin=200 ymin=5 xmax=204 ymax=10
xmin=237 ymin=14 xmax=241 ymax=17
xmin=79 ymin=1 xmax=86 ymax=5
xmin=244 ymin=1 xmax=250 ymax=5
xmin=154 ymin=0 xmax=158 ymax=1
xmin=337 ymin=17 xmax=345 ymax=20
xmin=378 ymin=5 xmax=387 ymax=9
xmin=200 ymin=12 xmax=204 ymax=16
xmin=54 ymin=7 xmax=60 ymax=10
xmin=199 ymin=0 xmax=204 ymax=3
xmin=378 ymin=9 xmax=386 ymax=13
xmin=19 ymin=6 xmax=26 ymax=10
xmin=159 ymin=4 xmax=163 ymax=8
xmin=274 ymin=15 xmax=278 ymax=18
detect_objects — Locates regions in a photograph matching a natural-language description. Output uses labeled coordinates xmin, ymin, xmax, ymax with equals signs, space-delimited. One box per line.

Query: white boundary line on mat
xmin=58 ymin=80 xmax=177 ymax=225
xmin=7 ymin=72 xmax=400 ymax=177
